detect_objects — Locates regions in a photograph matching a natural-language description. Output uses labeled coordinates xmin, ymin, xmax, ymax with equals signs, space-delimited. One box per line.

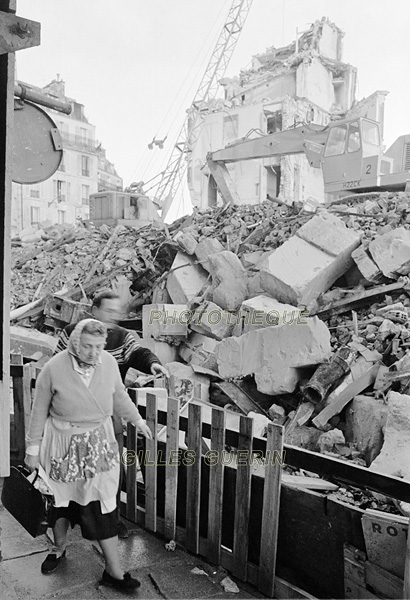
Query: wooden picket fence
xmin=123 ymin=389 xmax=284 ymax=597
xmin=9 ymin=354 xmax=40 ymax=464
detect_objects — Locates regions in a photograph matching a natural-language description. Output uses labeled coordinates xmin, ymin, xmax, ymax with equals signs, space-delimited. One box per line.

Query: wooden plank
xmin=11 ymin=354 xmax=25 ymax=462
xmin=405 ymin=519 xmax=410 ymax=600
xmin=124 ymin=422 xmax=138 ymax=523
xmin=362 ymin=509 xmax=407 ymax=579
xmin=22 ymin=363 xmax=33 ymax=436
xmin=215 ymin=380 xmax=270 ymax=417
xmin=232 ymin=415 xmax=253 ymax=579
xmin=274 ymin=576 xmax=318 ymax=600
xmin=206 ymin=407 xmax=225 ymax=565
xmin=312 ymin=281 xmax=408 ymax=320
xmin=312 ymin=362 xmax=380 ymax=429
xmin=259 ymin=423 xmax=284 ymax=597
xmin=164 ymin=396 xmax=179 ymax=541
xmin=185 ymin=402 xmax=202 ymax=554
xmin=344 ymin=543 xmax=367 ymax=586
xmin=137 ymin=402 xmax=410 ymax=503
xmin=144 ymin=392 xmax=158 ymax=532
xmin=345 ymin=578 xmax=379 ymax=599
xmin=365 ymin=560 xmax=403 ymax=599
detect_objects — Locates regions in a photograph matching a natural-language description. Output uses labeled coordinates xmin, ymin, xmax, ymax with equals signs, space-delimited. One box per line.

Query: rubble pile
xmin=11 ymin=191 xmax=410 ymax=507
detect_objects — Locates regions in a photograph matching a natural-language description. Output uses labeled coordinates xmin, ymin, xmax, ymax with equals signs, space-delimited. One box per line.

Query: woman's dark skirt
xmin=48 ymin=500 xmax=118 ymax=540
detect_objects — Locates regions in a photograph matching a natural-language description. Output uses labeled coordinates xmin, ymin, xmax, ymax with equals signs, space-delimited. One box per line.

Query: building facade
xmin=187 ymin=18 xmax=358 ymax=210
xmin=11 ymin=77 xmax=122 ymax=235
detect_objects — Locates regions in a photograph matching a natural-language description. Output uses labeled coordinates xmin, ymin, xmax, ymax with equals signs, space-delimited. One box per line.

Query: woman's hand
xmin=150 ymin=363 xmax=170 ymax=378
xmin=24 ymin=453 xmax=39 ymax=472
xmin=136 ymin=420 xmax=153 ymax=440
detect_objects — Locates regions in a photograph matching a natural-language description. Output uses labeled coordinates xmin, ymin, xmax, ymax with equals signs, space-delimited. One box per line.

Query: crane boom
xmin=153 ymin=0 xmax=254 ymax=218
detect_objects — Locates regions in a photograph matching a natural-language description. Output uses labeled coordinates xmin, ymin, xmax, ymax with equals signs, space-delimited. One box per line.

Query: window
xmin=57 ymin=210 xmax=65 ymax=224
xmin=81 ymin=155 xmax=90 ymax=177
xmin=324 ymin=125 xmax=347 ymax=157
xmin=56 ymin=180 xmax=66 ymax=202
xmin=362 ymin=120 xmax=380 ymax=157
xmin=58 ymin=151 xmax=66 ymax=172
xmin=347 ymin=122 xmax=361 ymax=153
xmin=30 ymin=188 xmax=40 ymax=198
xmin=30 ymin=206 xmax=40 ymax=224
xmin=82 ymin=184 xmax=90 ymax=205
xmin=266 ymin=111 xmax=282 ymax=134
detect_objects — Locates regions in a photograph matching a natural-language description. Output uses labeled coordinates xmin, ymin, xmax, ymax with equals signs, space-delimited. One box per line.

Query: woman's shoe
xmin=41 ymin=550 xmax=66 ymax=574
xmin=101 ymin=570 xmax=141 ymax=590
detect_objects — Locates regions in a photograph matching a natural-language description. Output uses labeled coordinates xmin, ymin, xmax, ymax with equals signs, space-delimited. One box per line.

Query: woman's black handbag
xmin=1 ymin=466 xmax=53 ymax=537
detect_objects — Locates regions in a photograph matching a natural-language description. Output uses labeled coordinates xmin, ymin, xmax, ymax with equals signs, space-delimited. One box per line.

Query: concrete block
xmin=369 ymin=390 xmax=410 ymax=478
xmin=260 ymin=233 xmax=358 ymax=307
xmin=296 ymin=211 xmax=361 ymax=257
xmin=369 ymin=226 xmax=410 ymax=278
xmin=166 ymin=361 xmax=210 ymax=403
xmin=241 ymin=250 xmax=266 ymax=269
xmin=166 ymin=251 xmax=209 ymax=304
xmin=238 ymin=294 xmax=306 ymax=335
xmin=208 ymin=250 xmax=248 ymax=310
xmin=195 ymin=237 xmax=224 ymax=272
xmin=189 ymin=300 xmax=235 ymax=340
xmin=178 ymin=332 xmax=218 ymax=367
xmin=285 ymin=425 xmax=322 ymax=451
xmin=10 ymin=325 xmax=57 ymax=358
xmin=216 ymin=316 xmax=331 ymax=395
xmin=247 ymin=273 xmax=265 ymax=298
xmin=142 ymin=303 xmax=188 ymax=340
xmin=351 ymin=245 xmax=384 ymax=283
xmin=174 ymin=231 xmax=197 ymax=255
xmin=345 ymin=395 xmax=387 ymax=466
xmin=138 ymin=336 xmax=180 ymax=365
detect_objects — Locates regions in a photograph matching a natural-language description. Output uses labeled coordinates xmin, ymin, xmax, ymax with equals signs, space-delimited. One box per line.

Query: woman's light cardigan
xmin=26 ymin=349 xmax=144 ymax=449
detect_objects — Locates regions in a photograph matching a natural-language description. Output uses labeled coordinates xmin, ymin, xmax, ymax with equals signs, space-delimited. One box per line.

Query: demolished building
xmin=188 ymin=17 xmax=358 ymax=209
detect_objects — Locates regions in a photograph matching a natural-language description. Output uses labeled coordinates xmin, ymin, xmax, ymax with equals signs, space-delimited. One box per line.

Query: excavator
xmin=207 ymin=116 xmax=410 ymax=204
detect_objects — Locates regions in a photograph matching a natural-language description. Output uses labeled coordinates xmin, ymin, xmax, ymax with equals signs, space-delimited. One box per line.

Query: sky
xmin=15 ymin=0 xmax=410 ymax=220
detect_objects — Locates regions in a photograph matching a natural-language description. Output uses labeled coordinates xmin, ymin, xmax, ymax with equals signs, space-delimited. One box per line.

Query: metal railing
xmin=60 ymin=132 xmax=97 ymax=152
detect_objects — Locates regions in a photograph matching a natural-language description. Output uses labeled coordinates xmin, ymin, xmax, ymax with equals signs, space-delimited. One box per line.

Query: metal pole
xmin=14 ymin=83 xmax=72 ymax=114
xmin=0 ymin=0 xmax=15 ymax=477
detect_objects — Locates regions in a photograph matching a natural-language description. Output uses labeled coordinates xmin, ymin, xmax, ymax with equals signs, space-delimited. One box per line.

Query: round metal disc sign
xmin=12 ymin=100 xmax=63 ymax=184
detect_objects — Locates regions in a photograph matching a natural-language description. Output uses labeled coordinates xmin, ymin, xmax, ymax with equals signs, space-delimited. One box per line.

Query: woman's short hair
xmin=81 ymin=320 xmax=107 ymax=337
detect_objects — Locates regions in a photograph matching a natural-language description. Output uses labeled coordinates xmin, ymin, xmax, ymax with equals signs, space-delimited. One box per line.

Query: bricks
xmin=259 ymin=213 xmax=360 ymax=306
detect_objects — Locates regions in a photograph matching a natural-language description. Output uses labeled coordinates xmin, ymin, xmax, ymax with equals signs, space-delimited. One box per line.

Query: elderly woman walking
xmin=25 ymin=319 xmax=152 ymax=591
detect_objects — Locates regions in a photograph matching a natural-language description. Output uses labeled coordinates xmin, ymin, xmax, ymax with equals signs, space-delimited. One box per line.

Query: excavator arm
xmin=207 ymin=124 xmax=329 ymax=204
xmin=209 ymin=123 xmax=329 ymax=163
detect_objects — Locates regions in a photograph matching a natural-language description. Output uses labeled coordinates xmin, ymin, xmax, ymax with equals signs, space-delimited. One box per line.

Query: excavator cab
xmin=322 ymin=117 xmax=385 ymax=193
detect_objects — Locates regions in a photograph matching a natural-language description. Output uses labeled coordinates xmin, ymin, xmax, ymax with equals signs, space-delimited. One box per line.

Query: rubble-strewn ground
xmin=11 ymin=190 xmax=410 ymax=516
